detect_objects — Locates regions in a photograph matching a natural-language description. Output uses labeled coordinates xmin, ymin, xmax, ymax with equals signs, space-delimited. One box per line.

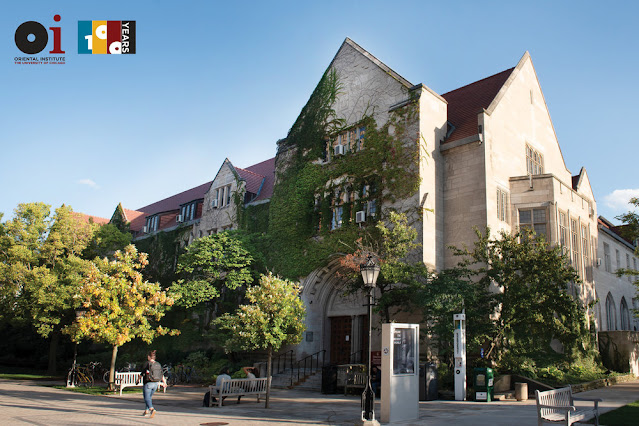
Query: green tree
xmin=170 ymin=232 xmax=255 ymax=327
xmin=215 ymin=273 xmax=305 ymax=408
xmin=453 ymin=228 xmax=591 ymax=369
xmin=64 ymin=245 xmax=178 ymax=389
xmin=615 ymin=197 xmax=639 ymax=286
xmin=0 ymin=203 xmax=97 ymax=373
xmin=83 ymin=223 xmax=132 ymax=260
xmin=338 ymin=211 xmax=429 ymax=323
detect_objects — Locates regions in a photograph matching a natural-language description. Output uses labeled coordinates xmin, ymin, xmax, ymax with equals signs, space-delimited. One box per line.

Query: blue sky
xmin=1 ymin=0 xmax=637 ymax=223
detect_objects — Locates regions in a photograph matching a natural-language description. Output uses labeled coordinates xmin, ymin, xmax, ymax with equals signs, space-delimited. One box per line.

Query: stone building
xmin=288 ymin=38 xmax=601 ymax=363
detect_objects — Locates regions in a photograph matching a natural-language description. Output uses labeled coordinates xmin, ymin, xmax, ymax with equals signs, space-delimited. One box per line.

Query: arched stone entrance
xmin=295 ymin=259 xmax=372 ymax=364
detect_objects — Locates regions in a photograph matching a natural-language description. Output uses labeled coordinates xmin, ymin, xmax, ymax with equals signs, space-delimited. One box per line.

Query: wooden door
xmin=330 ymin=316 xmax=352 ymax=365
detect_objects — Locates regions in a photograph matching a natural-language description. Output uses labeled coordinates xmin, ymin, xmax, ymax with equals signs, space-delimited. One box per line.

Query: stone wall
xmin=599 ymin=331 xmax=639 ymax=377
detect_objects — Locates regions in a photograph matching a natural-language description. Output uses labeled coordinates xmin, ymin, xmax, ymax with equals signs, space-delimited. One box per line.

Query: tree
xmin=170 ymin=232 xmax=255 ymax=327
xmin=82 ymin=223 xmax=132 ymax=260
xmin=0 ymin=203 xmax=97 ymax=373
xmin=452 ymin=228 xmax=591 ymax=369
xmin=338 ymin=211 xmax=429 ymax=323
xmin=64 ymin=245 xmax=178 ymax=389
xmin=615 ymin=197 xmax=639 ymax=286
xmin=215 ymin=273 xmax=305 ymax=408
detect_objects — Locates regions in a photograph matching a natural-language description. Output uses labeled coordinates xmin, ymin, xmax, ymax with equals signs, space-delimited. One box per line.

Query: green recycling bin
xmin=473 ymin=367 xmax=494 ymax=402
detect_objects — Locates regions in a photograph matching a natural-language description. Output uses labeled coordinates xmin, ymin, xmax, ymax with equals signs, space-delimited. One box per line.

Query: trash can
xmin=321 ymin=365 xmax=338 ymax=394
xmin=419 ymin=362 xmax=438 ymax=401
xmin=515 ymin=382 xmax=528 ymax=401
xmin=473 ymin=367 xmax=494 ymax=402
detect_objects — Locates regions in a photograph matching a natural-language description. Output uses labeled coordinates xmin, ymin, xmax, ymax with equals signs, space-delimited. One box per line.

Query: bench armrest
xmin=538 ymin=404 xmax=577 ymax=411
xmin=572 ymin=397 xmax=602 ymax=402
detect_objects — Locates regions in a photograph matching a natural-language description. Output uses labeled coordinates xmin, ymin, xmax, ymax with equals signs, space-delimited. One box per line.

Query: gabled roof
xmin=330 ymin=38 xmax=414 ymax=89
xmin=122 ymin=208 xmax=147 ymax=232
xmin=136 ymin=181 xmax=211 ymax=216
xmin=442 ymin=67 xmax=515 ymax=143
xmin=598 ymin=216 xmax=636 ymax=248
xmin=238 ymin=157 xmax=275 ymax=202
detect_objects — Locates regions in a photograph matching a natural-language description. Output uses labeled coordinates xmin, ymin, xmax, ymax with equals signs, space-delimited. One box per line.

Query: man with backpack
xmin=141 ymin=350 xmax=167 ymax=418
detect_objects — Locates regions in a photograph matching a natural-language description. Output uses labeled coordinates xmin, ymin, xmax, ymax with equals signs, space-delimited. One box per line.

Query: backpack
xmin=148 ymin=362 xmax=163 ymax=382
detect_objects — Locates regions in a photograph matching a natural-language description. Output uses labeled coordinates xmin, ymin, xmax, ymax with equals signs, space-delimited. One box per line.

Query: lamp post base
xmin=361 ymin=420 xmax=381 ymax=426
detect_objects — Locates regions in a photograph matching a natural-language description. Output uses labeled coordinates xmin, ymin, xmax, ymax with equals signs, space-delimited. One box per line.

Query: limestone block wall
xmin=594 ymin=228 xmax=639 ymax=332
xmin=418 ymin=87 xmax=448 ymax=270
xmin=441 ymin=140 xmax=487 ymax=268
xmin=194 ymin=162 xmax=239 ymax=237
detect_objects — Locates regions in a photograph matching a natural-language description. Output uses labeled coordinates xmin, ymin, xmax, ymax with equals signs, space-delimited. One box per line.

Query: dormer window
xmin=145 ymin=215 xmax=159 ymax=233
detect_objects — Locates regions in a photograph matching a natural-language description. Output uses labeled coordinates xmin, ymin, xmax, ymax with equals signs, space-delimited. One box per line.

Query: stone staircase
xmin=270 ymin=368 xmax=322 ymax=392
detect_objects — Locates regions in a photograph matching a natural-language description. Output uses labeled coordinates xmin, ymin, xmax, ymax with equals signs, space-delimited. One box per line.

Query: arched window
xmin=606 ymin=293 xmax=617 ymax=331
xmin=620 ymin=297 xmax=630 ymax=331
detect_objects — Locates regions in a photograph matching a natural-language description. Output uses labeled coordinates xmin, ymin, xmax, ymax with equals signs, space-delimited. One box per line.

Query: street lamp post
xmin=360 ymin=255 xmax=380 ymax=423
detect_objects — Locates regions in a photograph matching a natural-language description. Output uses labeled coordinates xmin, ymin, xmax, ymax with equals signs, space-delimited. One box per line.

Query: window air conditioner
xmin=596 ymin=258 xmax=602 ymax=267
xmin=211 ymin=198 xmax=218 ymax=208
xmin=176 ymin=215 xmax=183 ymax=223
xmin=333 ymin=145 xmax=345 ymax=156
xmin=355 ymin=211 xmax=366 ymax=223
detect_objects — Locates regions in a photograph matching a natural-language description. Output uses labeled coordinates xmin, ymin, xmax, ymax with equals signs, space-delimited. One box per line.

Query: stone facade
xmin=288 ymin=39 xmax=618 ymax=363
xmin=594 ymin=218 xmax=639 ymax=332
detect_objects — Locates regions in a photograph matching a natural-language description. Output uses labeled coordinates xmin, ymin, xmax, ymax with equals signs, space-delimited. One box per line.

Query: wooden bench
xmin=535 ymin=386 xmax=601 ymax=425
xmin=344 ymin=371 xmax=367 ymax=395
xmin=114 ymin=372 xmax=166 ymax=396
xmin=208 ymin=377 xmax=270 ymax=407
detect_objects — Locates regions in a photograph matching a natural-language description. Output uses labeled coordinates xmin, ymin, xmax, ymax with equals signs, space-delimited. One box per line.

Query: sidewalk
xmin=1 ymin=378 xmax=638 ymax=425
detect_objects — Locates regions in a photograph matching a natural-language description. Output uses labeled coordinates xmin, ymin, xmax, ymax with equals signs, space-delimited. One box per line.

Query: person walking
xmin=141 ymin=350 xmax=166 ymax=418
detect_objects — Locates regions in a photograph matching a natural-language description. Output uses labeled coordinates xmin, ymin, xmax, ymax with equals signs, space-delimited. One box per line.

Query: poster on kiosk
xmin=454 ymin=311 xmax=466 ymax=401
xmin=381 ymin=323 xmax=419 ymax=423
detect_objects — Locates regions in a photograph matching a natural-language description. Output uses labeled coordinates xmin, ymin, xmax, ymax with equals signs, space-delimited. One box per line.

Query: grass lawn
xmin=586 ymin=400 xmax=639 ymax=425
xmin=53 ymin=385 xmax=143 ymax=396
xmin=0 ymin=367 xmax=62 ymax=381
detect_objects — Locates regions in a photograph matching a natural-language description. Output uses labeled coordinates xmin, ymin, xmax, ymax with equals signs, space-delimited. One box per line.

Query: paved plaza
xmin=1 ymin=379 xmax=638 ymax=425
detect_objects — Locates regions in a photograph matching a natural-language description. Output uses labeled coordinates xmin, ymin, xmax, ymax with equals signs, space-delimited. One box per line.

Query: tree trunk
xmin=108 ymin=345 xmax=118 ymax=391
xmin=265 ymin=345 xmax=272 ymax=408
xmin=47 ymin=330 xmax=60 ymax=375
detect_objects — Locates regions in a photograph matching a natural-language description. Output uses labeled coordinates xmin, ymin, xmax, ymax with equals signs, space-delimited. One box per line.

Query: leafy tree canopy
xmin=170 ymin=232 xmax=255 ymax=309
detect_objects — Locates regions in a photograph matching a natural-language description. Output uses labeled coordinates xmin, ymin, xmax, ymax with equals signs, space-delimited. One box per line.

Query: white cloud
xmin=77 ymin=178 xmax=100 ymax=189
xmin=603 ymin=188 xmax=639 ymax=210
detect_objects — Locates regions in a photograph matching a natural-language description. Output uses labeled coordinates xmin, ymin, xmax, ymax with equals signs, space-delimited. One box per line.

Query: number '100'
xmin=78 ymin=21 xmax=135 ymax=55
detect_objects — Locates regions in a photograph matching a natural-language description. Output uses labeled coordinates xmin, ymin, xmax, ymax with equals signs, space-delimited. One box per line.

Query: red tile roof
xmin=73 ymin=212 xmax=110 ymax=225
xmin=442 ymin=68 xmax=514 ymax=143
xmin=238 ymin=157 xmax=275 ymax=202
xmin=136 ymin=181 xmax=212 ymax=216
xmin=122 ymin=208 xmax=147 ymax=232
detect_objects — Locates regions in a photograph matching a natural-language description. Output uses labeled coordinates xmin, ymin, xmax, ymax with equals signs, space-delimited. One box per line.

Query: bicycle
xmin=67 ymin=363 xmax=94 ymax=387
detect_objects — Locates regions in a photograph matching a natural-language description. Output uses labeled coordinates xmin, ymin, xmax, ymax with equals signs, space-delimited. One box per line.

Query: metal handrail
xmin=273 ymin=349 xmax=294 ymax=374
xmin=293 ymin=349 xmax=326 ymax=384
xmin=349 ymin=349 xmax=364 ymax=364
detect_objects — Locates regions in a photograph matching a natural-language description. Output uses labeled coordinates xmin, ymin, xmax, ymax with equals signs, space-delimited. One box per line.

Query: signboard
xmin=392 ymin=327 xmax=415 ymax=375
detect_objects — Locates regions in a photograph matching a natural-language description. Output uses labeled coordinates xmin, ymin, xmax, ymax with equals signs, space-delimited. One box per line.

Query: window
xmin=331 ymin=205 xmax=343 ymax=230
xmin=570 ymin=219 xmax=581 ymax=277
xmin=615 ymin=249 xmax=621 ymax=272
xmin=621 ymin=298 xmax=630 ymax=330
xmin=329 ymin=125 xmax=366 ymax=159
xmin=526 ymin=144 xmax=544 ymax=175
xmin=604 ymin=243 xmax=611 ymax=273
xmin=496 ymin=188 xmax=508 ymax=222
xmin=145 ymin=215 xmax=159 ymax=233
xmin=606 ymin=293 xmax=617 ymax=331
xmin=559 ymin=211 xmax=568 ymax=255
xmin=226 ymin=185 xmax=232 ymax=206
xmin=519 ymin=208 xmax=547 ymax=239
xmin=582 ymin=225 xmax=592 ymax=282
xmin=628 ymin=254 xmax=632 ymax=282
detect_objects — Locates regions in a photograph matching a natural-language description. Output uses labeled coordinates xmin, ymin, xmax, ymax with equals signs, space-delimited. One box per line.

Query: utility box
xmin=419 ymin=362 xmax=438 ymax=401
xmin=473 ymin=367 xmax=494 ymax=402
